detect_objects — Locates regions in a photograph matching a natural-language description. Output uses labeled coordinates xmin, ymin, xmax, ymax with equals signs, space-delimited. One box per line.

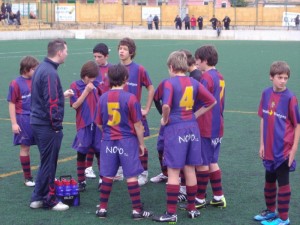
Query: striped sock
xmin=86 ymin=148 xmax=94 ymax=168
xmin=127 ymin=181 xmax=142 ymax=211
xmin=99 ymin=177 xmax=113 ymax=209
xmin=186 ymin=185 xmax=197 ymax=211
xmin=158 ymin=152 xmax=168 ymax=176
xmin=20 ymin=155 xmax=32 ymax=179
xmin=77 ymin=160 xmax=86 ymax=183
xmin=278 ymin=184 xmax=290 ymax=220
xmin=196 ymin=170 xmax=209 ymax=199
xmin=166 ymin=184 xmax=180 ymax=214
xmin=210 ymin=170 xmax=224 ymax=197
xmin=264 ymin=182 xmax=277 ymax=212
xmin=139 ymin=148 xmax=148 ymax=171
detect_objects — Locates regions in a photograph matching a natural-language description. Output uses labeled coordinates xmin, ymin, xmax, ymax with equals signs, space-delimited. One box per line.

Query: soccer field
xmin=0 ymin=39 xmax=300 ymax=225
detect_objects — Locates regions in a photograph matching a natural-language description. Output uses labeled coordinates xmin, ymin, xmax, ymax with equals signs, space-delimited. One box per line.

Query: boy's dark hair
xmin=194 ymin=45 xmax=218 ymax=66
xmin=118 ymin=37 xmax=136 ymax=59
xmin=108 ymin=63 xmax=128 ymax=87
xmin=20 ymin=56 xmax=39 ymax=74
xmin=80 ymin=61 xmax=99 ymax=79
xmin=93 ymin=43 xmax=109 ymax=56
xmin=179 ymin=49 xmax=196 ymax=67
xmin=270 ymin=61 xmax=290 ymax=78
xmin=47 ymin=38 xmax=66 ymax=58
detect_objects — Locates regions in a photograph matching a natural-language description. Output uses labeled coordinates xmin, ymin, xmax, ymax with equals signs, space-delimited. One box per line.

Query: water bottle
xmin=62 ymin=179 xmax=71 ymax=196
xmin=70 ymin=178 xmax=79 ymax=195
xmin=55 ymin=179 xmax=64 ymax=197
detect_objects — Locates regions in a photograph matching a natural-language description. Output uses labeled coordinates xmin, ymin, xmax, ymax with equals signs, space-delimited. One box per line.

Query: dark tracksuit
xmin=30 ymin=57 xmax=64 ymax=208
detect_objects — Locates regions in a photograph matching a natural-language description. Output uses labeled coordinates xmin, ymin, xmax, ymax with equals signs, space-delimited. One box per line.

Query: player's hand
xmin=12 ymin=123 xmax=21 ymax=134
xmin=64 ymin=89 xmax=74 ymax=98
xmin=139 ymin=145 xmax=145 ymax=156
xmin=288 ymin=149 xmax=296 ymax=167
xmin=259 ymin=145 xmax=264 ymax=159
xmin=141 ymin=108 xmax=149 ymax=116
xmin=160 ymin=117 xmax=168 ymax=126
xmin=85 ymin=83 xmax=95 ymax=92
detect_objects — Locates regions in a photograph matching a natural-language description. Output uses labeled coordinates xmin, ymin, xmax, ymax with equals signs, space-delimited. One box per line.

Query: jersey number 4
xmin=180 ymin=86 xmax=194 ymax=110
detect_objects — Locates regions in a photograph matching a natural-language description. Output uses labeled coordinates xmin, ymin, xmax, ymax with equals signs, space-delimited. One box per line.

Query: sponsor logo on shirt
xmin=262 ymin=109 xmax=287 ymax=120
xmin=126 ymin=82 xmax=138 ymax=87
xmin=21 ymin=93 xmax=31 ymax=99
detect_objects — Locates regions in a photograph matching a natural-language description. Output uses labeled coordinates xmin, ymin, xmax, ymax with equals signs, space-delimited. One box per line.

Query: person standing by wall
xmin=147 ymin=14 xmax=153 ymax=30
xmin=222 ymin=16 xmax=231 ymax=30
xmin=190 ymin=15 xmax=196 ymax=30
xmin=182 ymin=14 xmax=190 ymax=30
xmin=174 ymin=15 xmax=182 ymax=30
xmin=29 ymin=38 xmax=70 ymax=211
xmin=210 ymin=15 xmax=218 ymax=30
xmin=153 ymin=15 xmax=159 ymax=30
xmin=295 ymin=15 xmax=299 ymax=30
xmin=197 ymin=16 xmax=203 ymax=30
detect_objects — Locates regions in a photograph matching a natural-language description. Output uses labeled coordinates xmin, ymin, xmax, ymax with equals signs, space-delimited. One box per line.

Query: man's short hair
xmin=47 ymin=38 xmax=66 ymax=58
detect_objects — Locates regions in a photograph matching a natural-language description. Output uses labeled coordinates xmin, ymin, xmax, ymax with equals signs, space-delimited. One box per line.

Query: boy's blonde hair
xmin=270 ymin=61 xmax=290 ymax=78
xmin=167 ymin=51 xmax=188 ymax=73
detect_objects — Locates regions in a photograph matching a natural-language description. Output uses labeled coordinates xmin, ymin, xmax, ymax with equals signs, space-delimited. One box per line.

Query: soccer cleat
xmin=152 ymin=212 xmax=177 ymax=222
xmin=96 ymin=209 xmax=107 ymax=218
xmin=132 ymin=209 xmax=153 ymax=220
xmin=261 ymin=218 xmax=290 ymax=225
xmin=30 ymin=201 xmax=43 ymax=209
xmin=85 ymin=166 xmax=96 ymax=179
xmin=138 ymin=171 xmax=149 ymax=186
xmin=209 ymin=196 xmax=226 ymax=208
xmin=177 ymin=193 xmax=187 ymax=202
xmin=178 ymin=198 xmax=207 ymax=210
xmin=114 ymin=166 xmax=124 ymax=181
xmin=254 ymin=209 xmax=277 ymax=221
xmin=150 ymin=173 xmax=168 ymax=183
xmin=24 ymin=178 xmax=35 ymax=187
xmin=188 ymin=209 xmax=201 ymax=219
xmin=51 ymin=202 xmax=69 ymax=211
xmin=78 ymin=181 xmax=86 ymax=192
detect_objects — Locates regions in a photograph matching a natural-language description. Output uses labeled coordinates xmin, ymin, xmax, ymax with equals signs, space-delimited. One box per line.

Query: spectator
xmin=16 ymin=10 xmax=21 ymax=25
xmin=1 ymin=3 xmax=6 ymax=15
xmin=222 ymin=16 xmax=231 ymax=30
xmin=147 ymin=14 xmax=153 ymax=30
xmin=182 ymin=14 xmax=190 ymax=30
xmin=197 ymin=16 xmax=203 ymax=30
xmin=216 ymin=20 xmax=222 ymax=37
xmin=29 ymin=11 xmax=37 ymax=19
xmin=190 ymin=15 xmax=196 ymax=30
xmin=210 ymin=15 xmax=218 ymax=30
xmin=6 ymin=3 xmax=11 ymax=14
xmin=174 ymin=15 xmax=182 ymax=30
xmin=153 ymin=15 xmax=159 ymax=30
xmin=8 ymin=11 xmax=17 ymax=25
xmin=295 ymin=15 xmax=299 ymax=30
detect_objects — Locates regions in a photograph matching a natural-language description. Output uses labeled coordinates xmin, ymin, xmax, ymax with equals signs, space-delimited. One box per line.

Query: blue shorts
xmin=156 ymin=125 xmax=165 ymax=152
xmin=142 ymin=116 xmax=150 ymax=137
xmin=163 ymin=121 xmax=202 ymax=169
xmin=263 ymin=159 xmax=296 ymax=173
xmin=72 ymin=123 xmax=102 ymax=154
xmin=100 ymin=137 xmax=144 ymax=178
xmin=201 ymin=137 xmax=222 ymax=166
xmin=13 ymin=114 xmax=35 ymax=146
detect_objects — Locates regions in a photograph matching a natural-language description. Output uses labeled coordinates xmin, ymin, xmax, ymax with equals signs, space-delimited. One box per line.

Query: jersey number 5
xmin=107 ymin=102 xmax=121 ymax=126
xmin=180 ymin=86 xmax=194 ymax=110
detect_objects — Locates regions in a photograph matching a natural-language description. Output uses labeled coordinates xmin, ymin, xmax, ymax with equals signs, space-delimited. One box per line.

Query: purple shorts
xmin=263 ymin=159 xmax=296 ymax=173
xmin=13 ymin=114 xmax=35 ymax=146
xmin=163 ymin=121 xmax=202 ymax=169
xmin=201 ymin=137 xmax=222 ymax=166
xmin=72 ymin=123 xmax=102 ymax=154
xmin=156 ymin=125 xmax=165 ymax=152
xmin=142 ymin=116 xmax=150 ymax=137
xmin=100 ymin=137 xmax=144 ymax=178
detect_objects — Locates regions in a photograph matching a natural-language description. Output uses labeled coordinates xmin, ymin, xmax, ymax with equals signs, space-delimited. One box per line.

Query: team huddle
xmin=7 ymin=38 xmax=300 ymax=225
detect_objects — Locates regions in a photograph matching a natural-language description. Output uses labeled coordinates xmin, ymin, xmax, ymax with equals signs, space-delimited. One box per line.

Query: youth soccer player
xmin=95 ymin=63 xmax=153 ymax=220
xmin=118 ymin=37 xmax=155 ymax=186
xmin=7 ymin=56 xmax=39 ymax=187
xmin=152 ymin=51 xmax=216 ymax=223
xmin=69 ymin=60 xmax=102 ymax=192
xmin=253 ymin=61 xmax=300 ymax=225
xmin=192 ymin=45 xmax=227 ymax=210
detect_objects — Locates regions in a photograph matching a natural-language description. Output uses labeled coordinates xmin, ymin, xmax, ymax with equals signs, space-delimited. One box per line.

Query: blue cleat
xmin=261 ymin=217 xmax=290 ymax=225
xmin=254 ymin=209 xmax=277 ymax=221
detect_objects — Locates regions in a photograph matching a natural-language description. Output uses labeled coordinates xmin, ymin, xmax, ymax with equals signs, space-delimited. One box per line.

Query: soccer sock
xmin=180 ymin=169 xmax=186 ymax=186
xmin=20 ymin=155 xmax=32 ymax=179
xmin=210 ymin=170 xmax=224 ymax=198
xmin=264 ymin=181 xmax=277 ymax=212
xmin=77 ymin=154 xmax=86 ymax=183
xmin=127 ymin=181 xmax=142 ymax=211
xmin=196 ymin=170 xmax=209 ymax=199
xmin=277 ymin=184 xmax=290 ymax=220
xmin=166 ymin=184 xmax=180 ymax=214
xmin=158 ymin=152 xmax=168 ymax=176
xmin=99 ymin=177 xmax=113 ymax=209
xmin=139 ymin=148 xmax=148 ymax=171
xmin=186 ymin=185 xmax=197 ymax=211
xmin=85 ymin=148 xmax=94 ymax=168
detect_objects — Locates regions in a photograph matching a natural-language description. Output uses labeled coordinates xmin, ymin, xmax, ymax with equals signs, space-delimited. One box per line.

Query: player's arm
xmin=142 ymin=84 xmax=154 ymax=116
xmin=194 ymin=100 xmax=216 ymax=118
xmin=64 ymin=89 xmax=74 ymax=98
xmin=72 ymin=83 xmax=94 ymax=109
xmin=134 ymin=120 xmax=146 ymax=156
xmin=161 ymin=104 xmax=170 ymax=126
xmin=8 ymin=102 xmax=20 ymax=134
xmin=289 ymin=123 xmax=300 ymax=166
xmin=259 ymin=118 xmax=264 ymax=159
